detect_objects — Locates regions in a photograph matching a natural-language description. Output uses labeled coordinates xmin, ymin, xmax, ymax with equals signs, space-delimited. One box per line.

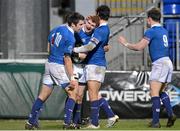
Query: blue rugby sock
xmin=64 ymin=98 xmax=75 ymax=125
xmin=28 ymin=98 xmax=43 ymax=125
xmin=151 ymin=96 xmax=160 ymax=124
xmin=90 ymin=100 xmax=99 ymax=126
xmin=73 ymin=103 xmax=82 ymax=124
xmin=99 ymin=97 xmax=114 ymax=118
xmin=160 ymin=92 xmax=173 ymax=117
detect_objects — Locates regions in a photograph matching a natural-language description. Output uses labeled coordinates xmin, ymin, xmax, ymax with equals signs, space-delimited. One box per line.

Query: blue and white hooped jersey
xmin=48 ymin=24 xmax=75 ymax=64
xmin=86 ymin=23 xmax=110 ymax=67
xmin=144 ymin=24 xmax=169 ymax=62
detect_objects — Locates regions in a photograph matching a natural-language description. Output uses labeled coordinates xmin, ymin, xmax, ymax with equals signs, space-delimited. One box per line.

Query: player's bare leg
xmin=38 ymin=85 xmax=54 ymax=101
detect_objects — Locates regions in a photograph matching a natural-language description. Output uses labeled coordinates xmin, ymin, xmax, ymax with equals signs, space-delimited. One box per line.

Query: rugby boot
xmin=25 ymin=121 xmax=39 ymax=130
xmin=85 ymin=124 xmax=100 ymax=129
xmin=166 ymin=114 xmax=176 ymax=127
xmin=148 ymin=121 xmax=161 ymax=128
xmin=107 ymin=115 xmax=119 ymax=128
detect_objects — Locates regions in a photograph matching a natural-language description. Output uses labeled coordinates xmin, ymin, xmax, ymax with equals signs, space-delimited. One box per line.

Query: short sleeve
xmin=144 ymin=29 xmax=154 ymax=41
xmin=90 ymin=29 xmax=102 ymax=45
xmin=64 ymin=37 xmax=75 ymax=54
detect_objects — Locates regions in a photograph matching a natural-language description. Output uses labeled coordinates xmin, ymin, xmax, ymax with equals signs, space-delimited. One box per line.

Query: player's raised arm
xmin=118 ymin=36 xmax=149 ymax=51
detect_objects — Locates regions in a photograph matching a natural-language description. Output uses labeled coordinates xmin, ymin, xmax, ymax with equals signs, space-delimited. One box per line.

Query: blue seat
xmin=164 ymin=19 xmax=180 ymax=33
xmin=169 ymin=46 xmax=176 ymax=63
xmin=163 ymin=0 xmax=180 ymax=4
xmin=164 ymin=4 xmax=180 ymax=14
xmin=168 ymin=38 xmax=177 ymax=48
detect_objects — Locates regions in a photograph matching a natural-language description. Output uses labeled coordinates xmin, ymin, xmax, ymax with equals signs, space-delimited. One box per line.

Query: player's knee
xmin=38 ymin=90 xmax=52 ymax=101
xmin=38 ymin=95 xmax=48 ymax=102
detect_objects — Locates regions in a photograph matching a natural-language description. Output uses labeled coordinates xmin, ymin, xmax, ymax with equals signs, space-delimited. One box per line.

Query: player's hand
xmin=73 ymin=47 xmax=78 ymax=53
xmin=104 ymin=45 xmax=111 ymax=52
xmin=69 ymin=74 xmax=79 ymax=89
xmin=70 ymin=79 xmax=78 ymax=89
xmin=79 ymin=53 xmax=87 ymax=60
xmin=118 ymin=36 xmax=127 ymax=46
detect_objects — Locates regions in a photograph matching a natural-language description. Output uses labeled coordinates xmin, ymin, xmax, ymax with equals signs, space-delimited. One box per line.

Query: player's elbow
xmin=135 ymin=45 xmax=144 ymax=51
xmin=136 ymin=47 xmax=143 ymax=51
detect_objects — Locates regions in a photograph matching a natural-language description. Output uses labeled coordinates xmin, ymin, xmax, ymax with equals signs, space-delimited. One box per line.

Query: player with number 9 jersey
xmin=144 ymin=25 xmax=169 ymax=62
xmin=118 ymin=8 xmax=176 ymax=128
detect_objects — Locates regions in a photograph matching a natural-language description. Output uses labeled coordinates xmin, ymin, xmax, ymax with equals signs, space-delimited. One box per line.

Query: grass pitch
xmin=0 ymin=119 xmax=179 ymax=130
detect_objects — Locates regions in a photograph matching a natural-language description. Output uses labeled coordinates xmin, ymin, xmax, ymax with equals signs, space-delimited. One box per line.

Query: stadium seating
xmin=163 ymin=0 xmax=180 ymax=64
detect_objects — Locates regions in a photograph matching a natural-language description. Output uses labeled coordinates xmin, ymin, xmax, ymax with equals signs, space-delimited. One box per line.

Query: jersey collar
xmin=99 ymin=22 xmax=108 ymax=27
xmin=66 ymin=24 xmax=74 ymax=34
xmin=151 ymin=23 xmax=161 ymax=28
xmin=82 ymin=27 xmax=86 ymax=32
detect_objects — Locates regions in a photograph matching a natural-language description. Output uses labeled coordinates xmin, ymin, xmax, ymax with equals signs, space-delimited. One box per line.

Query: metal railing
xmin=97 ymin=0 xmax=159 ymax=17
xmin=18 ymin=52 xmax=49 ymax=59
xmin=107 ymin=20 xmax=180 ymax=71
xmin=105 ymin=0 xmax=180 ymax=71
xmin=19 ymin=52 xmax=49 ymax=56
xmin=106 ymin=0 xmax=160 ymax=71
xmin=0 ymin=52 xmax=3 ymax=58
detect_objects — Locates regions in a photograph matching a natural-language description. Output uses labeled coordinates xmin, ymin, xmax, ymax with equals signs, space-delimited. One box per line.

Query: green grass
xmin=0 ymin=119 xmax=179 ymax=130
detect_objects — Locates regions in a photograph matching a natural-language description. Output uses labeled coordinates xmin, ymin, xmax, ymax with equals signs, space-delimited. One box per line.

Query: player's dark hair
xmin=147 ymin=8 xmax=161 ymax=22
xmin=66 ymin=12 xmax=84 ymax=26
xmin=96 ymin=5 xmax=110 ymax=21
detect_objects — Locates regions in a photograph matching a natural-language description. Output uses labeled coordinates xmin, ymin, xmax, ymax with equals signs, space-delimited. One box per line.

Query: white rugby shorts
xmin=85 ymin=64 xmax=106 ymax=83
xmin=73 ymin=64 xmax=86 ymax=84
xmin=149 ymin=57 xmax=173 ymax=83
xmin=42 ymin=62 xmax=70 ymax=88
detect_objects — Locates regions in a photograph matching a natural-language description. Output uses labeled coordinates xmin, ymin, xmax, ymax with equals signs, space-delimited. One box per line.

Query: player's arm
xmin=64 ymin=53 xmax=74 ymax=77
xmin=73 ymin=30 xmax=101 ymax=53
xmin=73 ymin=41 xmax=96 ymax=53
xmin=78 ymin=53 xmax=87 ymax=60
xmin=64 ymin=53 xmax=78 ymax=88
xmin=118 ymin=36 xmax=149 ymax=51
xmin=47 ymin=31 xmax=52 ymax=54
xmin=64 ymin=39 xmax=78 ymax=88
xmin=47 ymin=42 xmax=50 ymax=53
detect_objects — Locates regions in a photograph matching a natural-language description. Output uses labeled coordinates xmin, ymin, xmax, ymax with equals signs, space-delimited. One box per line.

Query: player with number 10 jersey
xmin=48 ymin=25 xmax=75 ymax=64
